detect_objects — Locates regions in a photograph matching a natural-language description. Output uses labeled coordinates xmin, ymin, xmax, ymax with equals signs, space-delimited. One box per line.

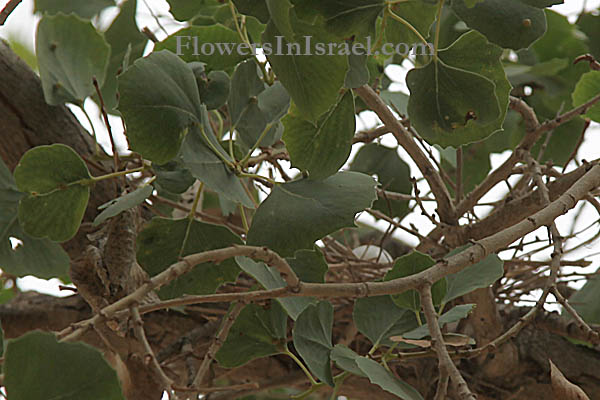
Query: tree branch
xmin=355 ymin=85 xmax=457 ymax=224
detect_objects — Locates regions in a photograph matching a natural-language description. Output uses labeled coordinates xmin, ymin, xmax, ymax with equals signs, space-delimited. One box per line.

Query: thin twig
xmin=0 ymin=0 xmax=22 ymax=25
xmin=92 ymin=77 xmax=119 ymax=172
xmin=355 ymin=85 xmax=457 ymax=223
xmin=130 ymin=305 xmax=176 ymax=398
xmin=420 ymin=285 xmax=475 ymax=400
xmin=192 ymin=301 xmax=245 ymax=388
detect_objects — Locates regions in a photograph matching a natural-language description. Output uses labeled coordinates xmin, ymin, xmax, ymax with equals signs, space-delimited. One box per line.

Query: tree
xmin=1 ymin=0 xmax=600 ymax=399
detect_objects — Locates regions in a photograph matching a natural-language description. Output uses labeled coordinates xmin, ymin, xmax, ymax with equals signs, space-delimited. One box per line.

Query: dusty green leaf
xmin=283 ymin=91 xmax=355 ymax=180
xmin=350 ymin=143 xmax=411 ymax=218
xmin=156 ymin=25 xmax=252 ymax=71
xmin=353 ymin=296 xmax=418 ymax=348
xmin=36 ymin=13 xmax=110 ymax=105
xmin=93 ymin=185 xmax=153 ymax=226
xmin=402 ymin=304 xmax=476 ymax=339
xmin=235 ymin=256 xmax=315 ymax=320
xmin=215 ymin=302 xmax=287 ymax=368
xmin=4 ymin=331 xmax=124 ymax=400
xmin=0 ymin=159 xmax=69 ymax=278
xmin=384 ymin=251 xmax=447 ymax=311
xmin=451 ymin=0 xmax=547 ymax=50
xmin=330 ymin=344 xmax=366 ymax=377
xmin=34 ymin=0 xmax=114 ymax=19
xmin=356 ymin=357 xmax=424 ymax=400
xmin=14 ymin=144 xmax=91 ymax=242
xmin=293 ymin=301 xmax=334 ymax=386
xmin=262 ymin=17 xmax=348 ymax=123
xmin=136 ymin=217 xmax=242 ymax=299
xmin=247 ymin=172 xmax=377 ymax=257
xmin=572 ymin=71 xmax=600 ymax=123
xmin=443 ymin=248 xmax=504 ymax=303
xmin=118 ymin=50 xmax=201 ymax=164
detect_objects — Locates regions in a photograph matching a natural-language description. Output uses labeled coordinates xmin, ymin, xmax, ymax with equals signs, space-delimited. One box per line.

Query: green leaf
xmin=216 ymin=302 xmax=287 ymax=368
xmin=355 ymin=357 xmax=424 ymax=400
xmin=100 ymin=0 xmax=147 ymax=112
xmin=266 ymin=0 xmax=295 ymax=41
xmin=451 ymin=0 xmax=547 ymax=50
xmin=0 ymin=158 xmax=69 ymax=278
xmin=428 ymin=30 xmax=512 ymax=148
xmin=283 ymin=90 xmax=355 ymax=180
xmin=153 ymin=161 xmax=195 ymax=194
xmin=232 ymin=0 xmax=271 ymax=24
xmin=262 ymin=17 xmax=348 ymax=123
xmin=168 ymin=0 xmax=223 ymax=21
xmin=353 ymin=296 xmax=418 ymax=348
xmin=197 ymin=70 xmax=231 ymax=110
xmin=229 ymin=60 xmax=291 ymax=149
xmin=156 ymin=25 xmax=252 ymax=71
xmin=350 ymin=143 xmax=411 ymax=218
xmin=287 ymin=247 xmax=328 ymax=283
xmin=384 ymin=1 xmax=437 ymax=51
xmin=4 ymin=331 xmax=124 ymax=400
xmin=136 ymin=217 xmax=242 ymax=299
xmin=235 ymin=256 xmax=315 ymax=320
xmin=293 ymin=301 xmax=334 ymax=386
xmin=577 ymin=13 xmax=600 ymax=60
xmin=443 ymin=248 xmax=504 ymax=303
xmin=34 ymin=0 xmax=114 ymax=19
xmin=247 ymin=172 xmax=377 ymax=257
xmin=402 ymin=304 xmax=476 ymax=339
xmin=384 ymin=252 xmax=447 ymax=311
xmin=14 ymin=144 xmax=91 ymax=242
xmin=344 ymin=53 xmax=370 ymax=89
xmin=93 ymin=185 xmax=153 ymax=226
xmin=330 ymin=345 xmax=366 ymax=377
xmin=380 ymin=90 xmax=409 ymax=115
xmin=406 ymin=57 xmax=501 ymax=148
xmin=35 ymin=13 xmax=110 ymax=105
xmin=306 ymin=0 xmax=385 ymax=39
xmin=181 ymin=120 xmax=254 ymax=207
xmin=568 ymin=273 xmax=600 ymax=325
xmin=118 ymin=50 xmax=201 ymax=164
xmin=572 ymin=71 xmax=600 ymax=123
xmin=520 ymin=0 xmax=563 ymax=7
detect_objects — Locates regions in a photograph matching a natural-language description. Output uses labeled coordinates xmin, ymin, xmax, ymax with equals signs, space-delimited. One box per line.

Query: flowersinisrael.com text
xmin=175 ymin=35 xmax=434 ymax=57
